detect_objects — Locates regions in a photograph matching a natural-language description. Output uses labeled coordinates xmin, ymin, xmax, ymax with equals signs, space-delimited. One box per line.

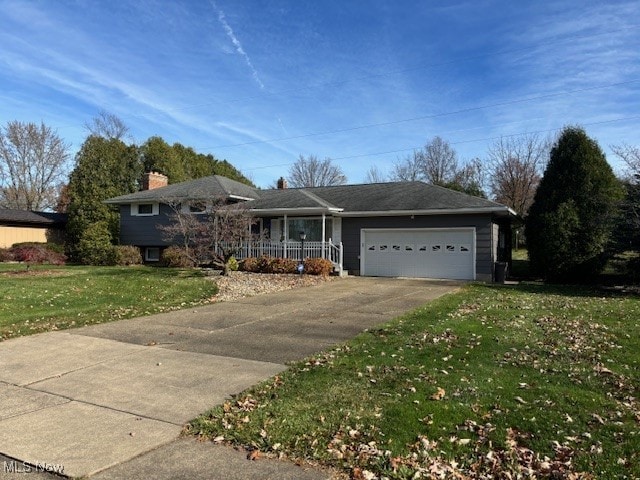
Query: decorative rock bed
xmin=208 ymin=270 xmax=336 ymax=302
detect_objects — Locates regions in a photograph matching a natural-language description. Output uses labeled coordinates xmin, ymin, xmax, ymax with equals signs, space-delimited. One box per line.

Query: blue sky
xmin=1 ymin=0 xmax=638 ymax=188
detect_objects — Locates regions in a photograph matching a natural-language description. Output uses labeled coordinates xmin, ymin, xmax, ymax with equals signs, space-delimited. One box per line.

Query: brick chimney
xmin=277 ymin=177 xmax=287 ymax=189
xmin=141 ymin=171 xmax=168 ymax=190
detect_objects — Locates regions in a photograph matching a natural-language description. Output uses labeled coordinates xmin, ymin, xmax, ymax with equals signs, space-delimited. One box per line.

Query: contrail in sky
xmin=212 ymin=1 xmax=265 ymax=90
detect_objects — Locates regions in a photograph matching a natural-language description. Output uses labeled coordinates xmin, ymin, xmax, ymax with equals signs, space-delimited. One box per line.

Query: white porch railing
xmin=230 ymin=240 xmax=343 ymax=273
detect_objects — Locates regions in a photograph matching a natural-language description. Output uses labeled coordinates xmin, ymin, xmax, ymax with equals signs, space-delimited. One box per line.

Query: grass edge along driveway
xmin=189 ymin=283 xmax=640 ymax=479
xmin=0 ymin=264 xmax=218 ymax=340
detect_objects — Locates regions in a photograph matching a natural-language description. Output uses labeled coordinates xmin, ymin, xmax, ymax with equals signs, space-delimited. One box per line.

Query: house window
xmin=145 ymin=247 xmax=160 ymax=262
xmin=132 ymin=203 xmax=158 ymax=216
xmin=138 ymin=204 xmax=153 ymax=214
xmin=287 ymin=218 xmax=332 ymax=242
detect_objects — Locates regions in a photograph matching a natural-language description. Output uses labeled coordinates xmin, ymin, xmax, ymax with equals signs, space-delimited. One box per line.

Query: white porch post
xmin=283 ymin=214 xmax=288 ymax=258
xmin=321 ymin=213 xmax=326 ymax=259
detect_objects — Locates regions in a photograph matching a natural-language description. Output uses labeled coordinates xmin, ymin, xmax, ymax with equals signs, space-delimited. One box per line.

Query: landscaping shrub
xmin=10 ymin=243 xmax=66 ymax=265
xmin=12 ymin=242 xmax=65 ymax=254
xmin=227 ymin=256 xmax=239 ymax=272
xmin=114 ymin=245 xmax=143 ymax=266
xmin=77 ymin=221 xmax=116 ymax=266
xmin=0 ymin=248 xmax=15 ymax=262
xmin=303 ymin=257 xmax=333 ymax=276
xmin=239 ymin=255 xmax=330 ymax=275
xmin=240 ymin=256 xmax=260 ymax=272
xmin=254 ymin=255 xmax=270 ymax=272
xmin=161 ymin=246 xmax=196 ymax=268
xmin=267 ymin=257 xmax=298 ymax=273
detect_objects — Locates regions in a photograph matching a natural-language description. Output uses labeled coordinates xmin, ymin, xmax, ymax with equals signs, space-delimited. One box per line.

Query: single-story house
xmin=0 ymin=209 xmax=67 ymax=248
xmin=105 ymin=172 xmax=516 ymax=281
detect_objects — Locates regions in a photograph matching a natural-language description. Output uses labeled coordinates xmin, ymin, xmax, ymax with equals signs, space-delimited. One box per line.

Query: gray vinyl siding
xmin=341 ymin=214 xmax=495 ymax=279
xmin=118 ymin=204 xmax=175 ymax=246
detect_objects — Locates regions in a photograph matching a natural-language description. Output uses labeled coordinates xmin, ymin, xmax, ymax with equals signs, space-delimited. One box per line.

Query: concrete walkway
xmin=0 ymin=277 xmax=458 ymax=479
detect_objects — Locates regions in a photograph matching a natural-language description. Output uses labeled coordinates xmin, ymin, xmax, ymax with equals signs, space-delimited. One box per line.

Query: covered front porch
xmin=240 ymin=212 xmax=344 ymax=273
xmin=232 ymin=239 xmax=344 ymax=274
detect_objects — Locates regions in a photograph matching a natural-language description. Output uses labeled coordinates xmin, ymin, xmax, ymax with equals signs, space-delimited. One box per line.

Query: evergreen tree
xmin=141 ymin=136 xmax=186 ymax=183
xmin=525 ymin=126 xmax=623 ymax=282
xmin=66 ymin=136 xmax=141 ymax=260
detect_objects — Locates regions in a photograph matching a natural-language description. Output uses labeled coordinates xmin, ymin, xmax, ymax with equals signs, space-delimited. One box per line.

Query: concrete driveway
xmin=0 ymin=277 xmax=458 ymax=479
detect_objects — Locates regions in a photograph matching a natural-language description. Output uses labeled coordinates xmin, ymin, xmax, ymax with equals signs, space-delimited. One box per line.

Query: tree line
xmin=0 ymin=114 xmax=638 ymax=280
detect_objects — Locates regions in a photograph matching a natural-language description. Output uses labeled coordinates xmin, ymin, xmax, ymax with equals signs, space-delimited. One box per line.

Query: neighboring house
xmin=105 ymin=172 xmax=516 ymax=281
xmin=0 ymin=209 xmax=67 ymax=248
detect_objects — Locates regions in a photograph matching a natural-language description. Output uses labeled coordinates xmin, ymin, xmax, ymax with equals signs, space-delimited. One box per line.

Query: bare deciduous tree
xmin=448 ymin=158 xmax=486 ymax=198
xmin=487 ymin=134 xmax=550 ymax=217
xmin=364 ymin=165 xmax=388 ymax=183
xmin=391 ymin=137 xmax=460 ymax=185
xmin=612 ymin=143 xmax=640 ymax=182
xmin=159 ymin=197 xmax=261 ymax=275
xmin=287 ymin=155 xmax=347 ymax=187
xmin=389 ymin=139 xmax=485 ymax=196
xmin=0 ymin=120 xmax=70 ymax=210
xmin=390 ymin=151 xmax=423 ymax=181
xmin=420 ymin=136 xmax=459 ymax=185
xmin=84 ymin=110 xmax=130 ymax=140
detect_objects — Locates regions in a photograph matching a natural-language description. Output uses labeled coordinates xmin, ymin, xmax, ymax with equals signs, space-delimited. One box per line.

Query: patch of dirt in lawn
xmin=209 ymin=271 xmax=337 ymax=302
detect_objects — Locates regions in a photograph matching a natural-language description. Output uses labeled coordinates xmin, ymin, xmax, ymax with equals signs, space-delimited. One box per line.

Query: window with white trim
xmin=287 ymin=218 xmax=332 ymax=242
xmin=131 ymin=203 xmax=159 ymax=216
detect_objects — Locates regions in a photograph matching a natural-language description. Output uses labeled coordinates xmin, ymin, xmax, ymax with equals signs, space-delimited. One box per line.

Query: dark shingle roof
xmin=308 ymin=182 xmax=504 ymax=212
xmin=104 ymin=175 xmax=258 ymax=204
xmin=0 ymin=209 xmax=68 ymax=226
xmin=247 ymin=181 xmax=508 ymax=213
xmin=104 ymin=176 xmax=512 ymax=215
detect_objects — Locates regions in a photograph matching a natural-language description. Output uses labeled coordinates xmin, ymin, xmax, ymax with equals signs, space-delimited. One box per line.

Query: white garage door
xmin=361 ymin=228 xmax=476 ymax=280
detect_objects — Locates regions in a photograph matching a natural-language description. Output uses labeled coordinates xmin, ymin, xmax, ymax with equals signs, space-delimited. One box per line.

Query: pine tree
xmin=525 ymin=126 xmax=623 ymax=282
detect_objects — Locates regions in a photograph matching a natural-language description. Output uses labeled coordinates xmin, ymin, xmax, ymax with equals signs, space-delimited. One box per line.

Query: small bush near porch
xmin=240 ymin=255 xmax=333 ymax=276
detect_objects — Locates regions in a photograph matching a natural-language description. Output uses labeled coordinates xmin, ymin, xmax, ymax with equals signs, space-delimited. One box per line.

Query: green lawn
xmin=189 ymin=283 xmax=640 ymax=479
xmin=0 ymin=264 xmax=218 ymax=340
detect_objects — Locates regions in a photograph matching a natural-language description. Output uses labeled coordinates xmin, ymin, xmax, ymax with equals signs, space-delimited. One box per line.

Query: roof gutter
xmin=337 ymin=206 xmax=516 ymax=217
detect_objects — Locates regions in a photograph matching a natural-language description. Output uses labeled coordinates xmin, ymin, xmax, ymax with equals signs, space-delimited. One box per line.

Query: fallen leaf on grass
xmin=431 ymin=387 xmax=446 ymax=401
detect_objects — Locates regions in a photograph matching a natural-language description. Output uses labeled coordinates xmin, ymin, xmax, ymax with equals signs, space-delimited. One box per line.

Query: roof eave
xmin=249 ymin=207 xmax=343 ymax=216
xmin=337 ymin=206 xmax=515 ymax=217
